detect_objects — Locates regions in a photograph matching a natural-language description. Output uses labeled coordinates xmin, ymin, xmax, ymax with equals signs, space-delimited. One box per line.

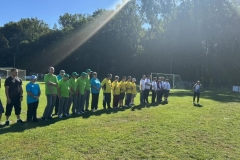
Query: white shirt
xmin=152 ymin=81 xmax=157 ymax=91
xmin=164 ymin=82 xmax=170 ymax=90
xmin=161 ymin=81 xmax=165 ymax=89
xmin=140 ymin=79 xmax=145 ymax=90
xmin=145 ymin=78 xmax=151 ymax=89
xmin=194 ymin=84 xmax=201 ymax=92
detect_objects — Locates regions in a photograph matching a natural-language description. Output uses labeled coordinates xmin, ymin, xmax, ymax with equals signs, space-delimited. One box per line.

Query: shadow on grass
xmin=172 ymin=90 xmax=240 ymax=103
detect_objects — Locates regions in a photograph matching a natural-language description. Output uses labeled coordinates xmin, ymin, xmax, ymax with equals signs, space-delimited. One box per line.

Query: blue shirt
xmin=26 ymin=82 xmax=41 ymax=104
xmin=57 ymin=75 xmax=63 ymax=81
xmin=90 ymin=78 xmax=101 ymax=93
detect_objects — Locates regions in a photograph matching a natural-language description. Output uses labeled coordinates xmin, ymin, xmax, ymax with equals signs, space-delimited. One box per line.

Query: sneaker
xmin=108 ymin=107 xmax=112 ymax=109
xmin=5 ymin=120 xmax=10 ymax=126
xmin=85 ymin=109 xmax=90 ymax=112
xmin=91 ymin=109 xmax=95 ymax=112
xmin=47 ymin=116 xmax=53 ymax=120
xmin=41 ymin=117 xmax=48 ymax=121
xmin=17 ymin=119 xmax=24 ymax=124
xmin=77 ymin=112 xmax=82 ymax=115
xmin=95 ymin=109 xmax=98 ymax=111
xmin=81 ymin=110 xmax=85 ymax=113
xmin=64 ymin=114 xmax=69 ymax=117
xmin=68 ymin=114 xmax=71 ymax=117
xmin=58 ymin=115 xmax=62 ymax=119
xmin=33 ymin=119 xmax=39 ymax=122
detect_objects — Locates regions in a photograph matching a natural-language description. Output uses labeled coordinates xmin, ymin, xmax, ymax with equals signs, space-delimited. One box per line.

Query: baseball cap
xmin=72 ymin=72 xmax=79 ymax=76
xmin=60 ymin=70 xmax=65 ymax=74
xmin=86 ymin=69 xmax=92 ymax=73
xmin=81 ymin=72 xmax=87 ymax=76
xmin=31 ymin=75 xmax=37 ymax=80
xmin=63 ymin=74 xmax=70 ymax=78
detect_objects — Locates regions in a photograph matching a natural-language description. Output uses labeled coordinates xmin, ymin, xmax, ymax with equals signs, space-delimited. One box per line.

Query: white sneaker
xmin=91 ymin=109 xmax=95 ymax=112
xmin=58 ymin=115 xmax=62 ymax=118
xmin=65 ymin=114 xmax=69 ymax=117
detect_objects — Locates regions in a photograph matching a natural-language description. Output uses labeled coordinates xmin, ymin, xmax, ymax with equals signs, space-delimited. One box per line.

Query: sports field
xmin=0 ymin=81 xmax=240 ymax=159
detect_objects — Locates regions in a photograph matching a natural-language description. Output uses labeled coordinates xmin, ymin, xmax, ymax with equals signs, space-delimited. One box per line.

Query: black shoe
xmin=17 ymin=119 xmax=24 ymax=124
xmin=108 ymin=107 xmax=112 ymax=109
xmin=33 ymin=119 xmax=38 ymax=122
xmin=47 ymin=116 xmax=53 ymax=120
xmin=5 ymin=120 xmax=10 ymax=126
xmin=85 ymin=109 xmax=90 ymax=112
xmin=81 ymin=110 xmax=85 ymax=113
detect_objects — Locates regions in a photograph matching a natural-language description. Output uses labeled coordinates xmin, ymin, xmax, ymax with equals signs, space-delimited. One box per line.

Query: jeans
xmin=43 ymin=94 xmax=56 ymax=118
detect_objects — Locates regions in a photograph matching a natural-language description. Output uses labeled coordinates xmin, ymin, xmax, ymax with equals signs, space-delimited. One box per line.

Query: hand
xmin=7 ymin=98 xmax=11 ymax=104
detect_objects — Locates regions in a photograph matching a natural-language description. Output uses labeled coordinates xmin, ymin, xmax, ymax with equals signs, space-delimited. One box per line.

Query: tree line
xmin=0 ymin=0 xmax=240 ymax=86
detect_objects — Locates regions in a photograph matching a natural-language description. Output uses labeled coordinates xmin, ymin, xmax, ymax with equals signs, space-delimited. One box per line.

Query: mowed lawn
xmin=0 ymin=81 xmax=240 ymax=160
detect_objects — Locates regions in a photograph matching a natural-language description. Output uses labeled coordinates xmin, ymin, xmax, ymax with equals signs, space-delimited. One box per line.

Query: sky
xmin=0 ymin=0 xmax=120 ymax=27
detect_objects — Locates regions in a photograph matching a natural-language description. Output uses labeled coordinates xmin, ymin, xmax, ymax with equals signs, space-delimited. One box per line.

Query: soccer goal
xmin=151 ymin=72 xmax=185 ymax=89
xmin=0 ymin=67 xmax=26 ymax=81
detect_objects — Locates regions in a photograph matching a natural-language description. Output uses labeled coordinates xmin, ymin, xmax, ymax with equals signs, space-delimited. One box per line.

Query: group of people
xmin=0 ymin=67 xmax=202 ymax=126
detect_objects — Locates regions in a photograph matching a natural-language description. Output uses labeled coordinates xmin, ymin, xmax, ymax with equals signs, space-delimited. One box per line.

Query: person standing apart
xmin=101 ymin=74 xmax=112 ymax=110
xmin=58 ymin=74 xmax=71 ymax=118
xmin=26 ymin=75 xmax=41 ymax=122
xmin=77 ymin=72 xmax=87 ymax=114
xmin=151 ymin=77 xmax=157 ymax=103
xmin=42 ymin=67 xmax=58 ymax=121
xmin=130 ymin=78 xmax=137 ymax=106
xmin=54 ymin=70 xmax=65 ymax=115
xmin=112 ymin=76 xmax=121 ymax=108
xmin=193 ymin=80 xmax=202 ymax=105
xmin=68 ymin=72 xmax=79 ymax=115
xmin=163 ymin=79 xmax=171 ymax=103
xmin=90 ymin=72 xmax=101 ymax=111
xmin=140 ymin=75 xmax=146 ymax=104
xmin=119 ymin=76 xmax=126 ymax=108
xmin=0 ymin=77 xmax=4 ymax=124
xmin=4 ymin=68 xmax=24 ymax=125
xmin=125 ymin=76 xmax=132 ymax=107
xmin=144 ymin=75 xmax=151 ymax=103
xmin=84 ymin=69 xmax=92 ymax=112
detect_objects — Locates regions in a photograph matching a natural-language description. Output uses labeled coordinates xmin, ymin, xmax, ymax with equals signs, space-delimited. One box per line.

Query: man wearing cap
xmin=84 ymin=69 xmax=92 ymax=112
xmin=42 ymin=67 xmax=58 ymax=121
xmin=68 ymin=72 xmax=79 ymax=114
xmin=57 ymin=74 xmax=70 ymax=118
xmin=101 ymin=74 xmax=112 ymax=109
xmin=26 ymin=75 xmax=41 ymax=122
xmin=76 ymin=72 xmax=87 ymax=114
xmin=54 ymin=70 xmax=65 ymax=115
xmin=4 ymin=68 xmax=24 ymax=125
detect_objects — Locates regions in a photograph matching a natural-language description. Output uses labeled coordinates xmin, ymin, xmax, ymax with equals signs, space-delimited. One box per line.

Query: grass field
xmin=0 ymin=81 xmax=240 ymax=159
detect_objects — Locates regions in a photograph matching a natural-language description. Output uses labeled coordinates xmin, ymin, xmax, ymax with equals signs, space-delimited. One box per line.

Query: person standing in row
xmin=112 ymin=76 xmax=120 ymax=108
xmin=140 ymin=75 xmax=146 ymax=104
xmin=90 ymin=72 xmax=101 ymax=111
xmin=144 ymin=75 xmax=151 ymax=103
xmin=54 ymin=70 xmax=65 ymax=115
xmin=42 ymin=67 xmax=58 ymax=121
xmin=125 ymin=76 xmax=132 ymax=107
xmin=4 ymin=68 xmax=24 ymax=125
xmin=158 ymin=77 xmax=165 ymax=103
xmin=101 ymin=74 xmax=112 ymax=110
xmin=0 ymin=77 xmax=4 ymax=124
xmin=58 ymin=74 xmax=70 ymax=118
xmin=119 ymin=76 xmax=126 ymax=108
xmin=77 ymin=72 xmax=87 ymax=114
xmin=68 ymin=72 xmax=79 ymax=114
xmin=130 ymin=78 xmax=137 ymax=106
xmin=84 ymin=69 xmax=92 ymax=112
xmin=151 ymin=77 xmax=157 ymax=103
xmin=193 ymin=80 xmax=202 ymax=105
xmin=164 ymin=79 xmax=171 ymax=103
xmin=26 ymin=75 xmax=41 ymax=122
xmin=156 ymin=77 xmax=161 ymax=103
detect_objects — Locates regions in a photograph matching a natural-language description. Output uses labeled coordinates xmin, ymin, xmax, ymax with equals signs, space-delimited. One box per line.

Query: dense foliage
xmin=0 ymin=0 xmax=240 ymax=85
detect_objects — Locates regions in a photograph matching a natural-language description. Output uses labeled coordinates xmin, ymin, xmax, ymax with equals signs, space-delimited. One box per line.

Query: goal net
xmin=151 ymin=72 xmax=185 ymax=89
xmin=0 ymin=68 xmax=26 ymax=81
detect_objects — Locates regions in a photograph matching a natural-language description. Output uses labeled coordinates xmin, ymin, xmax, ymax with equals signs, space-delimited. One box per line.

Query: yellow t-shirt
xmin=101 ymin=78 xmax=112 ymax=93
xmin=132 ymin=82 xmax=137 ymax=94
xmin=112 ymin=81 xmax=121 ymax=95
xmin=119 ymin=81 xmax=126 ymax=93
xmin=126 ymin=81 xmax=133 ymax=94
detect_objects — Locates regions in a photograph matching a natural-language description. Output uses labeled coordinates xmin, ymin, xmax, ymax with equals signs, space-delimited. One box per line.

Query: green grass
xmin=0 ymin=81 xmax=240 ymax=159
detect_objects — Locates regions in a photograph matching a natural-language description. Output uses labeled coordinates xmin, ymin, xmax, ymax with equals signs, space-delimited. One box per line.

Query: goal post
xmin=0 ymin=67 xmax=26 ymax=81
xmin=151 ymin=72 xmax=185 ymax=89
